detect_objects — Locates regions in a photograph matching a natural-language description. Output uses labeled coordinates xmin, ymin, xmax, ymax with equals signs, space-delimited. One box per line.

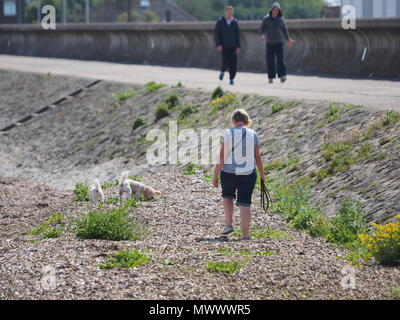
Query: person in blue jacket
xmin=259 ymin=2 xmax=295 ymax=84
xmin=214 ymin=6 xmax=241 ymax=86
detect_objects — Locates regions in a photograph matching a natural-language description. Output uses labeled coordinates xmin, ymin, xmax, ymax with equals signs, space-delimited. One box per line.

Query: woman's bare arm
xmin=255 ymin=145 xmax=266 ymax=181
xmin=213 ymin=143 xmax=225 ymax=188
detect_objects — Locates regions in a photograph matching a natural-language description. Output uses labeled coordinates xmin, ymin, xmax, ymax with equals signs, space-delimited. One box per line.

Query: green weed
xmin=99 ymin=249 xmax=151 ymax=269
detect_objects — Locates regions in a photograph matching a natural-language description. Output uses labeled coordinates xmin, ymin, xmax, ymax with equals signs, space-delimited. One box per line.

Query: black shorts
xmin=220 ymin=170 xmax=257 ymax=207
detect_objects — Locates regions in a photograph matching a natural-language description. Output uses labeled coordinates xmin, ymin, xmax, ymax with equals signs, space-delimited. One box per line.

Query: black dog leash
xmin=260 ymin=179 xmax=272 ymax=213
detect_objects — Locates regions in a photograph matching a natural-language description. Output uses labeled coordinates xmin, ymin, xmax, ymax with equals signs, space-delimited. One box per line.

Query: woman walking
xmin=259 ymin=2 xmax=295 ymax=84
xmin=213 ymin=109 xmax=265 ymax=240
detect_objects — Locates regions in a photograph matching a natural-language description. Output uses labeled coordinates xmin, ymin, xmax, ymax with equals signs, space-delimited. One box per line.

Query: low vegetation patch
xmin=105 ymin=197 xmax=119 ymax=205
xmin=317 ymin=103 xmax=363 ymax=127
xmin=206 ymin=261 xmax=243 ymax=274
xmin=101 ymin=181 xmax=119 ymax=190
xmin=211 ymin=86 xmax=224 ymax=100
xmin=363 ymin=110 xmax=400 ymax=140
xmin=28 ymin=213 xmax=64 ymax=239
xmin=327 ymin=199 xmax=367 ymax=246
xmin=233 ymin=227 xmax=287 ymax=240
xmin=155 ymin=103 xmax=170 ymax=121
xmin=209 ymin=93 xmax=238 ymax=111
xmin=74 ymin=207 xmax=146 ymax=241
xmin=271 ymin=102 xmax=294 ymax=114
xmin=172 ymin=81 xmax=184 ymax=88
xmin=144 ymin=81 xmax=166 ymax=92
xmin=132 ymin=117 xmax=148 ymax=130
xmin=99 ymin=249 xmax=151 ymax=269
xmin=113 ymin=89 xmax=138 ymax=103
xmin=178 ymin=105 xmax=195 ymax=120
xmin=264 ymin=157 xmax=299 ymax=174
xmin=389 ymin=280 xmax=400 ymax=300
xmin=269 ymin=178 xmax=367 ymax=245
xmin=359 ymin=215 xmax=400 ymax=266
xmin=183 ymin=163 xmax=200 ymax=175
xmin=164 ymin=93 xmax=180 ymax=109
xmin=73 ymin=183 xmax=89 ymax=202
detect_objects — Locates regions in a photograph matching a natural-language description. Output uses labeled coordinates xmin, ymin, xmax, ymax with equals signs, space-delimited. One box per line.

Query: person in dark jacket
xmin=259 ymin=2 xmax=295 ymax=84
xmin=214 ymin=6 xmax=241 ymax=85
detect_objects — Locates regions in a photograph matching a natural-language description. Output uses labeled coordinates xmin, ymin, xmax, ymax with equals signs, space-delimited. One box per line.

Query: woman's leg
xmin=236 ymin=171 xmax=257 ymax=239
xmin=223 ymin=198 xmax=234 ymax=226
xmin=239 ymin=206 xmax=251 ymax=238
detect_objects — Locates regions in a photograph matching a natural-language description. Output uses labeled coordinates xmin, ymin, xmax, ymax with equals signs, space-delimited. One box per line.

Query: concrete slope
xmin=0 ymin=55 xmax=399 ymax=111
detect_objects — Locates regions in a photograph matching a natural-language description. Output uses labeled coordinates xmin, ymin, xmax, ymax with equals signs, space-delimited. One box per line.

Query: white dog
xmin=88 ymin=179 xmax=105 ymax=206
xmin=119 ymin=171 xmax=161 ymax=204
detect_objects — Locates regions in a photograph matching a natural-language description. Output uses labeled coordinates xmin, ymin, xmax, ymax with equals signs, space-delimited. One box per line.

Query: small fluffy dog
xmin=88 ymin=179 xmax=105 ymax=206
xmin=119 ymin=171 xmax=161 ymax=204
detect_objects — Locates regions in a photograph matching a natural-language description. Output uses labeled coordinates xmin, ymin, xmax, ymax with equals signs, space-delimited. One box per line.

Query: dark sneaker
xmin=280 ymin=76 xmax=287 ymax=83
xmin=221 ymin=225 xmax=234 ymax=235
xmin=229 ymin=79 xmax=235 ymax=85
xmin=268 ymin=79 xmax=273 ymax=84
xmin=219 ymin=72 xmax=225 ymax=81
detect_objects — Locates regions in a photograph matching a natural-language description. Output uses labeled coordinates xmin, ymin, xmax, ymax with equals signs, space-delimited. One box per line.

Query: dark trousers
xmin=266 ymin=42 xmax=287 ymax=79
xmin=221 ymin=48 xmax=237 ymax=80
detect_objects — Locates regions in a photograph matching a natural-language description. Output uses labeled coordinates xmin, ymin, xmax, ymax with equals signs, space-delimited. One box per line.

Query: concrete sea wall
xmin=0 ymin=19 xmax=399 ymax=78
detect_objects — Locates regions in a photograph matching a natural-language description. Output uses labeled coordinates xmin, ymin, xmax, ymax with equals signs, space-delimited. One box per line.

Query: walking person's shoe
xmin=220 ymin=225 xmax=234 ymax=236
xmin=219 ymin=72 xmax=225 ymax=81
xmin=280 ymin=76 xmax=287 ymax=83
xmin=268 ymin=79 xmax=273 ymax=84
xmin=229 ymin=79 xmax=235 ymax=85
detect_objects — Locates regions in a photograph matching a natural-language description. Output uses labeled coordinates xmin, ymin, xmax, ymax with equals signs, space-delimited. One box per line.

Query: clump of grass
xmin=326 ymin=199 xmax=367 ymax=246
xmin=184 ymin=163 xmax=199 ymax=175
xmin=132 ymin=117 xmax=147 ymax=130
xmin=389 ymin=281 xmax=400 ymax=300
xmin=74 ymin=207 xmax=146 ymax=241
xmin=155 ymin=103 xmax=170 ymax=121
xmin=269 ymin=178 xmax=328 ymax=237
xmin=209 ymin=93 xmax=238 ymax=111
xmin=211 ymin=86 xmax=224 ymax=100
xmin=28 ymin=213 xmax=64 ymax=239
xmin=178 ymin=105 xmax=195 ymax=120
xmin=124 ymin=199 xmax=140 ymax=207
xmin=105 ymin=197 xmax=119 ymax=205
xmin=310 ymin=168 xmax=329 ymax=182
xmin=43 ymin=227 xmax=63 ymax=239
xmin=73 ymin=183 xmax=89 ymax=202
xmin=114 ymin=89 xmax=137 ymax=103
xmin=271 ymin=102 xmax=294 ymax=114
xmin=269 ymin=177 xmax=370 ymax=261
xmin=264 ymin=157 xmax=299 ymax=174
xmin=164 ymin=93 xmax=180 ymax=109
xmin=233 ymin=227 xmax=287 ymax=240
xmin=383 ymin=110 xmax=399 ymax=126
xmin=101 ymin=181 xmax=119 ymax=190
xmin=321 ymin=141 xmax=354 ymax=174
xmin=363 ymin=110 xmax=399 ymax=140
xmin=172 ymin=81 xmax=184 ymax=88
xmin=144 ymin=81 xmax=165 ymax=92
xmin=327 ymin=105 xmax=341 ymax=123
xmin=206 ymin=261 xmax=242 ymax=274
xmin=99 ymin=249 xmax=151 ymax=269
